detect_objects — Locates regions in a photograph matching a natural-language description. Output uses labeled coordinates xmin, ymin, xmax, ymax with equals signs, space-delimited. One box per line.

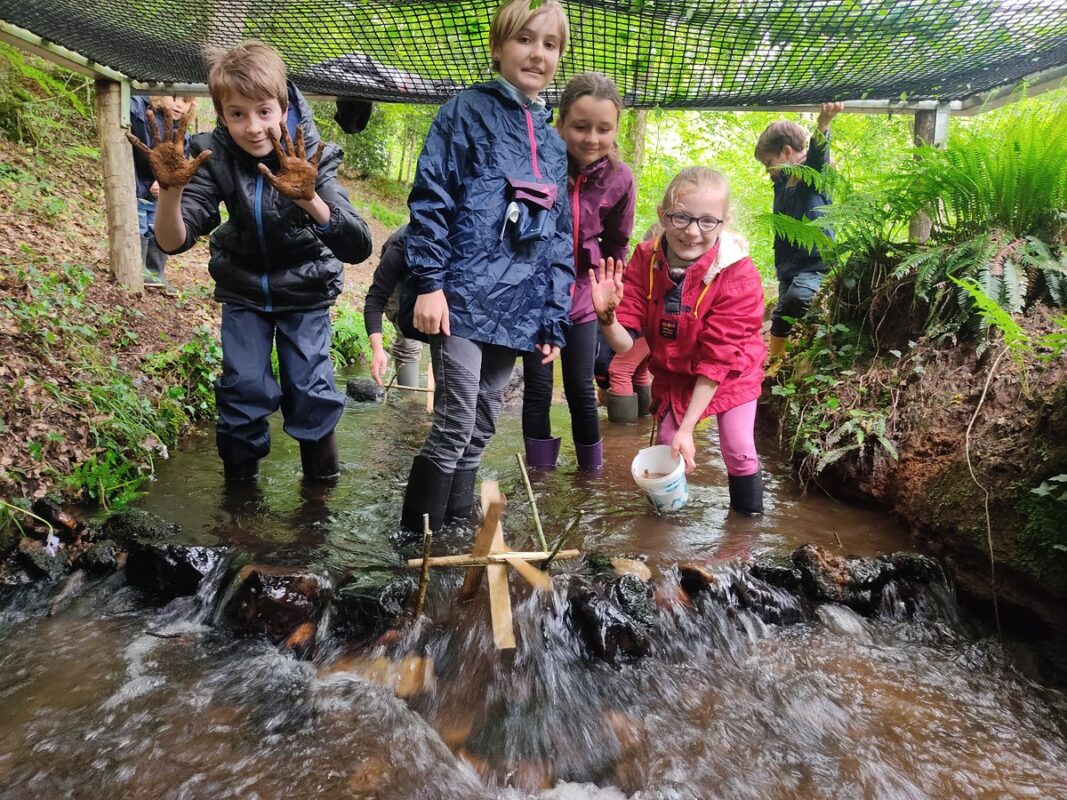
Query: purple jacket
xmin=569 ymin=156 xmax=636 ymax=324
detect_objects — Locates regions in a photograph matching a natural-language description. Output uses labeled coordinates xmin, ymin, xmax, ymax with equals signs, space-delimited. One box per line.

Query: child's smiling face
xmin=557 ymin=95 xmax=619 ymax=168
xmin=492 ymin=12 xmax=564 ymax=100
xmin=220 ymin=92 xmax=288 ymax=158
xmin=158 ymin=96 xmax=193 ymax=122
xmin=658 ymin=185 xmax=728 ymax=263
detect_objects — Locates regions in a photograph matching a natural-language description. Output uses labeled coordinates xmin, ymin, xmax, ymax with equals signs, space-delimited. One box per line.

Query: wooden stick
xmin=382 ymin=373 xmax=397 ymax=400
xmin=412 ymin=513 xmax=433 ymax=620
xmin=542 ymin=511 xmax=582 ymax=568
xmin=407 ymin=549 xmax=580 ymax=569
xmin=459 ymin=482 xmax=505 ymax=600
xmin=516 ymin=453 xmax=548 ymax=552
xmin=504 ymin=555 xmax=553 ymax=592
xmin=486 ymin=502 xmax=516 ymax=649
xmin=389 ymin=384 xmax=434 ymax=394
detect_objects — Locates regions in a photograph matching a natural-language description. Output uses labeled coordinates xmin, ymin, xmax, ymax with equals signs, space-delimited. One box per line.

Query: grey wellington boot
xmin=606 ymin=392 xmax=639 ymax=424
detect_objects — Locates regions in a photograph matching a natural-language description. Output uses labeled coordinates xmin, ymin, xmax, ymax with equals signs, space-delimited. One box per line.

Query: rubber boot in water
xmin=728 ymin=471 xmax=764 ymax=516
xmin=607 ymin=391 xmax=639 ymax=424
xmin=300 ymin=432 xmax=340 ymax=482
xmin=524 ymin=436 xmax=561 ymax=468
xmin=400 ymin=455 xmax=454 ymax=536
xmin=444 ymin=467 xmax=478 ymax=525
xmin=575 ymin=439 xmax=604 ymax=470
xmin=396 ymin=362 xmax=420 ymax=392
xmin=635 ymin=384 xmax=652 ymax=417
xmin=223 ymin=458 xmax=259 ymax=483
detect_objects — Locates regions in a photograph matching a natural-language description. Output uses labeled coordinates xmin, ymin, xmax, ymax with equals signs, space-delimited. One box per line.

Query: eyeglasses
xmin=663 ymin=212 xmax=724 ymax=233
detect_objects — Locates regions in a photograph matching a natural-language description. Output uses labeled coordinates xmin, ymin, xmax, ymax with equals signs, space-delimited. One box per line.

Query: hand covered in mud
xmin=589 ymin=257 xmax=626 ymax=325
xmin=125 ymin=109 xmax=212 ymax=190
xmin=258 ymin=126 xmax=325 ymax=202
xmin=671 ymin=427 xmax=697 ymax=473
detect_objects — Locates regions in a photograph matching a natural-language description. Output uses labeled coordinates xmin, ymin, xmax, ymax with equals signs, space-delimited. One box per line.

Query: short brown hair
xmin=206 ymin=41 xmax=288 ymax=117
xmin=754 ymin=120 xmax=807 ymax=159
xmin=489 ymin=0 xmax=569 ymax=71
xmin=659 ymin=167 xmax=731 ymax=222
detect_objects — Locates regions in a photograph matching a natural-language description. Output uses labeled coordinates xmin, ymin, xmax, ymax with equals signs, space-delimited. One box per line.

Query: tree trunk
xmin=908 ymin=107 xmax=950 ymax=243
xmin=624 ymin=109 xmax=648 ymax=187
xmin=95 ymin=79 xmax=142 ymax=291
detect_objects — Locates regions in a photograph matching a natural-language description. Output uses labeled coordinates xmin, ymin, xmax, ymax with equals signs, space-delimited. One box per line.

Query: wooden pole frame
xmin=95 ymin=78 xmax=143 ymax=292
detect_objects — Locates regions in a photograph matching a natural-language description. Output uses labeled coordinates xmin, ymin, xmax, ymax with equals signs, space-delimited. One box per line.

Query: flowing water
xmin=2 ymin=379 xmax=1067 ymax=799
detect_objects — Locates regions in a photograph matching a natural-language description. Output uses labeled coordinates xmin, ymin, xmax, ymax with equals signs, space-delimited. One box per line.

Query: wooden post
xmin=623 ymin=109 xmax=648 ymax=188
xmin=908 ymin=106 xmax=950 ymax=244
xmin=95 ymin=79 xmax=143 ymax=292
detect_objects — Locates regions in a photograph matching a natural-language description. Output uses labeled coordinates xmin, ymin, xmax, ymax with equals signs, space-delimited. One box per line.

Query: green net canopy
xmin=3 ymin=1 xmax=1067 ymax=107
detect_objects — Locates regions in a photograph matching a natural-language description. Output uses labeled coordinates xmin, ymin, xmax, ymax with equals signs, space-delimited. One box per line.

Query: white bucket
xmin=631 ymin=445 xmax=688 ymax=513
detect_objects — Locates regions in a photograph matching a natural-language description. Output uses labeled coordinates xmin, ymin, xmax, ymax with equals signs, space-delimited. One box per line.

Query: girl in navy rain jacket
xmin=399 ymin=0 xmax=574 ymax=538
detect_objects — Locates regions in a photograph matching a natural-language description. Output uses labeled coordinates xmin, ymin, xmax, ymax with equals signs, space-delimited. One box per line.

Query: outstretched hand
xmin=818 ymin=101 xmax=844 ymax=131
xmin=126 ymin=108 xmax=212 ymax=190
xmin=258 ymin=126 xmax=325 ymax=202
xmin=588 ymin=257 xmax=626 ymax=324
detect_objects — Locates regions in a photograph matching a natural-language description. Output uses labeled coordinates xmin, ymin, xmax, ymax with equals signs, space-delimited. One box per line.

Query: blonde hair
xmin=489 ymin=0 xmax=569 ymax=72
xmin=205 ymin=41 xmax=288 ymax=117
xmin=659 ymin=167 xmax=731 ymax=221
xmin=754 ymin=120 xmax=807 ymax=159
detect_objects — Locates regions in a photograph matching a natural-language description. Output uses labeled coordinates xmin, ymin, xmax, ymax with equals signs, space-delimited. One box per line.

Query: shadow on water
xmin=2 ymin=375 xmax=1067 ymax=798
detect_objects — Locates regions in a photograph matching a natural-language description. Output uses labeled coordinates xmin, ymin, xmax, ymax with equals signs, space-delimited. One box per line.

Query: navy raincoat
xmin=404 ymin=81 xmax=573 ymax=352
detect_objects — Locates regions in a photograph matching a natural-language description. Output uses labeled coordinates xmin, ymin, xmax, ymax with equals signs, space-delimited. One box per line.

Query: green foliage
xmin=1016 ymin=475 xmax=1067 ymax=588
xmin=142 ymin=326 xmax=223 ymax=419
xmin=0 ymin=42 xmax=94 ymax=150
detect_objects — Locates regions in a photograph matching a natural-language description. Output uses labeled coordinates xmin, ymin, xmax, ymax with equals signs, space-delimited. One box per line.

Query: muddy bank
xmin=776 ymin=305 xmax=1067 ymax=678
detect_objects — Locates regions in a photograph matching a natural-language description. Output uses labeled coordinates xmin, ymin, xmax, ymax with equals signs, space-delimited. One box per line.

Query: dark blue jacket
xmin=404 ymin=81 xmax=573 ymax=351
xmin=164 ymin=85 xmax=372 ymax=312
xmin=772 ymin=132 xmax=834 ymax=280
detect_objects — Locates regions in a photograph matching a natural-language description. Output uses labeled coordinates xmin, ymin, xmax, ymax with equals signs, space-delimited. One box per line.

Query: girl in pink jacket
xmin=591 ymin=167 xmax=767 ymax=514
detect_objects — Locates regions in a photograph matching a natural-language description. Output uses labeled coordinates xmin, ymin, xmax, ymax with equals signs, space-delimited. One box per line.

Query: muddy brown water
xmin=2 ymin=378 xmax=1067 ymax=798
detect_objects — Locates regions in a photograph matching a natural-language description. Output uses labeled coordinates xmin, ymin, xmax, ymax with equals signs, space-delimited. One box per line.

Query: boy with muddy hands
xmin=755 ymin=101 xmax=843 ymax=373
xmin=127 ymin=41 xmax=372 ymax=484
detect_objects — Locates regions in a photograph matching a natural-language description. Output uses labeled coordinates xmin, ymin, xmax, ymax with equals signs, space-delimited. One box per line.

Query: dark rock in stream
xmin=97 ymin=508 xmax=181 ymax=547
xmin=568 ymin=583 xmax=651 ymax=661
xmin=791 ymin=544 xmax=884 ymax=614
xmin=223 ymin=565 xmax=332 ymax=643
xmin=346 ymin=377 xmax=383 ymax=402
xmin=331 ymin=572 xmax=415 ymax=641
xmin=126 ymin=541 xmax=227 ymax=602
xmin=16 ymin=538 xmax=70 ymax=581
xmin=75 ymin=539 xmax=124 ymax=575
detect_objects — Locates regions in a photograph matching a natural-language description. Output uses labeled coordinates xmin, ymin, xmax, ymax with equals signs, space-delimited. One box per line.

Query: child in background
xmin=591 ymin=167 xmax=767 ymax=515
xmin=129 ymin=41 xmax=372 ymax=483
xmin=400 ymin=0 xmax=573 ymax=535
xmin=755 ymin=102 xmax=843 ymax=369
xmin=521 ymin=71 xmax=635 ymax=469
xmin=600 ymin=222 xmax=661 ymax=422
xmin=364 ymin=225 xmax=423 ymax=388
xmin=129 ymin=94 xmax=194 ymax=295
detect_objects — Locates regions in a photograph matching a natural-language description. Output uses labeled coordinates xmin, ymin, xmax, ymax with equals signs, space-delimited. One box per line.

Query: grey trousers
xmin=390 ymin=332 xmax=423 ymax=365
xmin=770 ymin=270 xmax=826 ymax=337
xmin=419 ymin=334 xmax=516 ymax=472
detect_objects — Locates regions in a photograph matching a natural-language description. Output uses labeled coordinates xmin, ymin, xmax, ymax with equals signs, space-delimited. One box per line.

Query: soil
xmin=0 ymin=136 xmax=393 ymax=501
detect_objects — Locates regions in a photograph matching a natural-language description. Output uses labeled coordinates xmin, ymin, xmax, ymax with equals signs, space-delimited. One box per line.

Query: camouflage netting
xmin=2 ymin=1 xmax=1067 ymax=107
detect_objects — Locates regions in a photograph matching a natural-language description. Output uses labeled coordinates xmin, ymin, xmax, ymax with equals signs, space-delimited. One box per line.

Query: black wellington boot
xmin=728 ymin=471 xmax=764 ymax=516
xmin=444 ymin=467 xmax=478 ymax=525
xmin=400 ymin=456 xmax=454 ymax=537
xmin=300 ymin=432 xmax=340 ymax=483
xmin=223 ymin=458 xmax=259 ymax=483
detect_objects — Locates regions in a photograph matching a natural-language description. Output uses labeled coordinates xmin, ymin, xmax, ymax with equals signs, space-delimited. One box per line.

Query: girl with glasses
xmin=589 ymin=167 xmax=767 ymax=515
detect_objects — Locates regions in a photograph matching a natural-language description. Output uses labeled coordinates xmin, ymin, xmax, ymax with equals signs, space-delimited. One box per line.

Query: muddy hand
xmin=589 ymin=257 xmax=626 ymax=323
xmin=258 ymin=126 xmax=325 ymax=202
xmin=125 ymin=108 xmax=211 ymax=190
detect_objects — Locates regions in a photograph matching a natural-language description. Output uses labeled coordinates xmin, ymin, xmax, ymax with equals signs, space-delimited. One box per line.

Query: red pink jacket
xmin=615 ymin=232 xmax=766 ymax=422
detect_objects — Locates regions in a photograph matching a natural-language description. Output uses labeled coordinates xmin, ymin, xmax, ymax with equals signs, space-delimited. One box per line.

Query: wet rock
xmin=224 ymin=565 xmax=331 ymax=641
xmin=347 ymin=754 xmax=398 ymax=798
xmin=97 ymin=508 xmax=181 ymax=547
xmin=126 ymin=540 xmax=226 ymax=602
xmin=791 ymin=544 xmax=884 ymax=614
xmin=48 ymin=570 xmax=87 ymax=616
xmin=324 ymin=655 xmax=436 ymax=698
xmin=678 ymin=562 xmax=730 ymax=605
xmin=346 ymin=377 xmax=383 ymax=402
xmin=568 ymin=585 xmax=651 ymax=661
xmin=282 ymin=621 xmax=317 ymax=659
xmin=31 ymin=497 xmax=81 ymax=540
xmin=606 ymin=574 xmax=655 ymax=628
xmin=16 ymin=537 xmax=69 ymax=581
xmin=610 ymin=557 xmax=652 ymax=582
xmin=75 ymin=539 xmax=124 ymax=575
xmin=749 ymin=554 xmax=803 ymax=591
xmin=883 ymin=551 xmax=944 ymax=584
xmin=729 ymin=571 xmax=808 ymax=626
xmin=331 ymin=571 xmax=415 ymax=641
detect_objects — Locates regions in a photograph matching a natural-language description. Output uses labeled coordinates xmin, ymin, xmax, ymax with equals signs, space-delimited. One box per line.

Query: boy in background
xmin=755 ymin=102 xmax=843 ymax=369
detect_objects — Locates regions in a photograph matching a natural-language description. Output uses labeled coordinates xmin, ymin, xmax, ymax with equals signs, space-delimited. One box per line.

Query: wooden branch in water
xmin=412 ymin=513 xmax=433 ymax=620
xmin=406 ymin=549 xmax=580 ymax=569
xmin=516 ymin=452 xmax=548 ymax=551
xmin=459 ymin=482 xmax=505 ymax=601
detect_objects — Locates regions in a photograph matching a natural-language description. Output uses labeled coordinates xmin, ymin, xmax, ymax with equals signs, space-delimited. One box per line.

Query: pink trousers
xmin=657 ymin=399 xmax=760 ymax=476
xmin=608 ymin=336 xmax=652 ymax=395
